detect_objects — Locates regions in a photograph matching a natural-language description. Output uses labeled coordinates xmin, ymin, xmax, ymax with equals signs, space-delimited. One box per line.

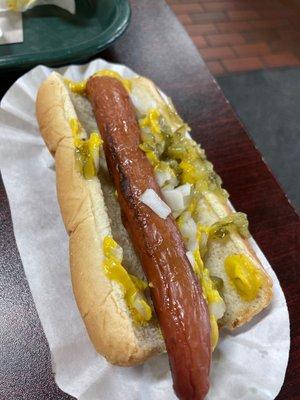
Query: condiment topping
xmin=69 ymin=118 xmax=102 ymax=179
xmin=103 ymin=236 xmax=152 ymax=323
xmin=67 ymin=74 xmax=258 ymax=341
xmin=225 ymin=254 xmax=263 ymax=301
xmin=65 ymin=69 xmax=131 ymax=95
xmin=137 ymin=108 xmax=230 ymax=347
xmin=140 ymin=188 xmax=171 ymax=219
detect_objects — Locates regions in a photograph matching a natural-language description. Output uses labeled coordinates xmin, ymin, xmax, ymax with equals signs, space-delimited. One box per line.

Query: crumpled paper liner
xmin=0 ymin=9 xmax=22 ymax=44
xmin=0 ymin=0 xmax=75 ymax=13
xmin=0 ymin=59 xmax=290 ymax=400
xmin=0 ymin=0 xmax=75 ymax=44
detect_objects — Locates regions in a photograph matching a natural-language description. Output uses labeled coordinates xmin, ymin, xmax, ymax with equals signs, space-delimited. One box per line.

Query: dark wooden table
xmin=0 ymin=1 xmax=299 ymax=399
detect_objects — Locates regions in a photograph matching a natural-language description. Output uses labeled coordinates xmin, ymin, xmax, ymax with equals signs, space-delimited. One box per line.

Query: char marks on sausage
xmin=86 ymin=75 xmax=211 ymax=400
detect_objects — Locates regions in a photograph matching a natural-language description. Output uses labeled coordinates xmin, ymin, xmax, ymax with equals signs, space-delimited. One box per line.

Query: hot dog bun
xmin=36 ymin=72 xmax=164 ymax=366
xmin=36 ymin=71 xmax=272 ymax=367
xmin=197 ymin=193 xmax=273 ymax=329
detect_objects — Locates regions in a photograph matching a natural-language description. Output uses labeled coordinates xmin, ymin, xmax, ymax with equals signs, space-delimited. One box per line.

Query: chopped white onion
xmin=179 ymin=216 xmax=197 ymax=240
xmin=187 ymin=238 xmax=198 ymax=253
xmin=209 ymin=300 xmax=226 ymax=320
xmin=169 ymin=174 xmax=179 ymax=188
xmin=161 ymin=184 xmax=192 ymax=212
xmin=176 ymin=183 xmax=192 ymax=197
xmin=172 ymin=208 xmax=185 ymax=219
xmin=155 ymin=169 xmax=172 ymax=188
xmin=186 ymin=251 xmax=195 ymax=267
xmin=162 ymin=189 xmax=185 ymax=211
xmin=183 ymin=195 xmax=191 ymax=208
xmin=140 ymin=189 xmax=171 ymax=219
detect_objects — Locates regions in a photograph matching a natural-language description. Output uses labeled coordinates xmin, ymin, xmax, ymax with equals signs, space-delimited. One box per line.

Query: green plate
xmin=0 ymin=0 xmax=130 ymax=71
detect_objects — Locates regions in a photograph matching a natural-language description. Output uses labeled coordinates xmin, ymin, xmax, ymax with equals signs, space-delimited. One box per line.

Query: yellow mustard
xmin=194 ymin=254 xmax=221 ymax=348
xmin=64 ymin=79 xmax=87 ymax=95
xmin=202 ymin=268 xmax=223 ymax=304
xmin=191 ymin=227 xmax=223 ymax=348
xmin=139 ymin=144 xmax=160 ymax=166
xmin=179 ymin=162 xmax=212 ymax=195
xmin=193 ymin=247 xmax=204 ymax=278
xmin=210 ymin=315 xmax=219 ymax=350
xmin=193 ymin=235 xmax=223 ymax=307
xmin=225 ymin=254 xmax=262 ymax=301
xmin=139 ymin=109 xmax=163 ymax=142
xmin=69 ymin=118 xmax=81 ymax=138
xmin=197 ymin=223 xmax=211 ymax=239
xmin=129 ymin=274 xmax=148 ymax=291
xmin=65 ymin=69 xmax=131 ymax=95
xmin=69 ymin=118 xmax=103 ymax=179
xmin=187 ymin=195 xmax=198 ymax=214
xmin=103 ymin=236 xmax=152 ymax=324
xmin=179 ymin=161 xmax=199 ymax=185
xmin=74 ymin=133 xmax=102 ymax=179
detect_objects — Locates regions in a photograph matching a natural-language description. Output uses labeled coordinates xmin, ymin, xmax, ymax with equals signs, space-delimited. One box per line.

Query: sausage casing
xmin=86 ymin=76 xmax=211 ymax=400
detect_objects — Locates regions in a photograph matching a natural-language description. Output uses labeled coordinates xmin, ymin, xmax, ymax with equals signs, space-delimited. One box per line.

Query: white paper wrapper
xmin=0 ymin=0 xmax=75 ymax=44
xmin=0 ymin=10 xmax=22 ymax=44
xmin=0 ymin=0 xmax=75 ymax=13
xmin=0 ymin=59 xmax=290 ymax=400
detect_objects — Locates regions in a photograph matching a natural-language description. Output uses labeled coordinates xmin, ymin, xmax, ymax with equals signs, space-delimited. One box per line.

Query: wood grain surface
xmin=0 ymin=1 xmax=299 ymax=399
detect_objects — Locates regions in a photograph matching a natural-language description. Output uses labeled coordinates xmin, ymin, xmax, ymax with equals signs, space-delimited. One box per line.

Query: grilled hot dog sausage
xmin=86 ymin=76 xmax=211 ymax=400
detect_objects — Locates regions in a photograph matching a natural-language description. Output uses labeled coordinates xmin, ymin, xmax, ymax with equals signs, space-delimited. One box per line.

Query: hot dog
xmin=86 ymin=75 xmax=211 ymax=399
xmin=36 ymin=69 xmax=273 ymax=400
